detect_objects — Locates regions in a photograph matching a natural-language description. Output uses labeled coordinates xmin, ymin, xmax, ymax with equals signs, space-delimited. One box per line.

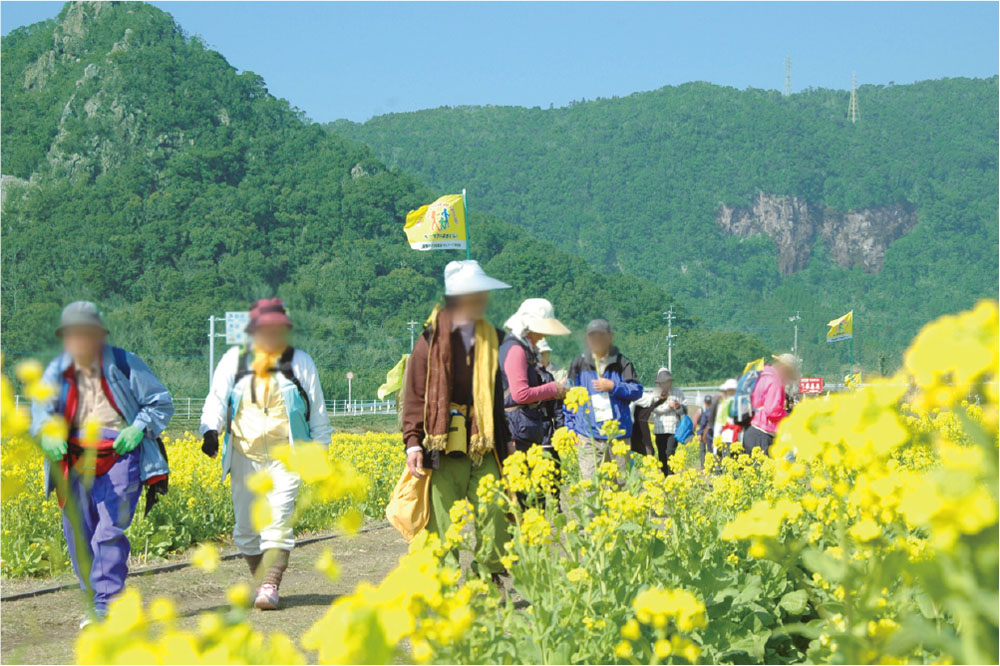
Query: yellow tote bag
xmin=385 ymin=467 xmax=433 ymax=543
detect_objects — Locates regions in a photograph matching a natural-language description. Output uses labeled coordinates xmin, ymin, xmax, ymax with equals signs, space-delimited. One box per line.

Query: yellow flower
xmin=246 ymin=470 xmax=274 ymax=495
xmin=313 ymin=547 xmax=342 ymax=582
xmin=614 ymin=641 xmax=633 ymax=658
xmin=849 ymin=517 xmax=882 ymax=542
xmin=564 ymin=386 xmax=591 ymax=413
xmin=226 ymin=583 xmax=252 ymax=608
xmin=191 ymin=543 xmax=220 ymax=572
xmin=621 ymin=618 xmax=641 ymax=640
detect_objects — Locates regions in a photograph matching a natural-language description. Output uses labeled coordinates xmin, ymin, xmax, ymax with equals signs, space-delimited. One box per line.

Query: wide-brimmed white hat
xmin=504 ymin=298 xmax=571 ymax=337
xmin=535 ymin=338 xmax=552 ymax=353
xmin=720 ymin=378 xmax=738 ymax=391
xmin=443 ymin=260 xmax=511 ymax=296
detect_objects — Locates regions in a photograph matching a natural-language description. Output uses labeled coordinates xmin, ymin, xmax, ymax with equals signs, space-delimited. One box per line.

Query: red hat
xmin=247 ymin=298 xmax=293 ymax=332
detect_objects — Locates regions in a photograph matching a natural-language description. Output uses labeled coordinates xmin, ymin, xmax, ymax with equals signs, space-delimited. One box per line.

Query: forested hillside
xmin=335 ymin=77 xmax=1000 ymax=375
xmin=0 ymin=2 xmax=769 ymax=398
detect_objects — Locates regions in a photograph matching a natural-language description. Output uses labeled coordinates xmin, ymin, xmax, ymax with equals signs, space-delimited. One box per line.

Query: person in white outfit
xmin=199 ymin=298 xmax=332 ymax=610
xmin=633 ymin=368 xmax=686 ymax=475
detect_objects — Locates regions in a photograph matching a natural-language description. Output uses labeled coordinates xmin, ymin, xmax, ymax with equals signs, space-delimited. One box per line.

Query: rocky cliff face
xmin=717 ymin=193 xmax=917 ymax=274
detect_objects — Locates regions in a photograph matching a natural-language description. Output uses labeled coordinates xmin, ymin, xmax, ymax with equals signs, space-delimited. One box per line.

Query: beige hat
xmin=772 ymin=353 xmax=802 ymax=376
xmin=504 ymin=298 xmax=571 ymax=338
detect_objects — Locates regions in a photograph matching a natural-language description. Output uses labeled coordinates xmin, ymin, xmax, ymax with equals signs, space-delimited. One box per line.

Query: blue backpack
xmin=674 ymin=414 xmax=695 ymax=444
xmin=730 ymin=368 xmax=762 ymax=427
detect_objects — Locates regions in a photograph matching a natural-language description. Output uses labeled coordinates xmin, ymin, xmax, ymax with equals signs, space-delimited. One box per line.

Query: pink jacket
xmin=502 ymin=343 xmax=560 ymax=404
xmin=750 ymin=365 xmax=787 ymax=434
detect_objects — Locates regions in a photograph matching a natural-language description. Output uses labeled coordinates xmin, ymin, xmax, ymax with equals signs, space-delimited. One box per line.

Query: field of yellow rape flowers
xmin=0 ymin=431 xmax=404 ymax=578
xmin=1 ymin=300 xmax=997 ymax=665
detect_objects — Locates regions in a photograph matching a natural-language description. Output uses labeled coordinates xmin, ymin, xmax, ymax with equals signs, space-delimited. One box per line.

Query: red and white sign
xmin=346 ymin=371 xmax=355 ymax=380
xmin=799 ymin=377 xmax=824 ymax=394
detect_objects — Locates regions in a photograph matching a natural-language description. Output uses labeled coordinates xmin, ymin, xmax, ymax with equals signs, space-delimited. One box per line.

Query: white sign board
xmin=225 ymin=311 xmax=251 ymax=345
xmin=346 ymin=371 xmax=355 ymax=380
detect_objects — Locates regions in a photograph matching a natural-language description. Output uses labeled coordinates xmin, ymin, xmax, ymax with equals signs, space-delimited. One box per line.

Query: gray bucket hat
xmin=56 ymin=301 xmax=108 ymax=337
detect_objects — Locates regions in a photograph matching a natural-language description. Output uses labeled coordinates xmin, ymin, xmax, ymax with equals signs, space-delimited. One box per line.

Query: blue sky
xmin=2 ymin=2 xmax=997 ymax=123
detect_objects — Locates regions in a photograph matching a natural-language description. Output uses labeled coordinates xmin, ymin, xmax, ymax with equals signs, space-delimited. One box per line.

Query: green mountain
xmin=334 ymin=77 xmax=1000 ymax=376
xmin=0 ymin=2 xmax=769 ymax=399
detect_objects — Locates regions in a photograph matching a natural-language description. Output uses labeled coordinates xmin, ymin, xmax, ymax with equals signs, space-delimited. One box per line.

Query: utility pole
xmin=784 ymin=54 xmax=792 ymax=97
xmin=207 ymin=315 xmax=227 ymax=388
xmin=406 ymin=320 xmax=419 ymax=350
xmin=789 ymin=310 xmax=801 ymax=358
xmin=848 ymin=72 xmax=859 ymax=124
xmin=662 ymin=307 xmax=677 ymax=372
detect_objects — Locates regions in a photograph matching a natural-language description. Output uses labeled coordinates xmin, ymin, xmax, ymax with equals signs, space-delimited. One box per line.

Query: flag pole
xmin=849 ymin=334 xmax=854 ymax=377
xmin=462 ymin=188 xmax=471 ymax=260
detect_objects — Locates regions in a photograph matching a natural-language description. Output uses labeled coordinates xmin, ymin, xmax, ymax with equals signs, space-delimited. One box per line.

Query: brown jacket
xmin=402 ymin=323 xmax=510 ymax=470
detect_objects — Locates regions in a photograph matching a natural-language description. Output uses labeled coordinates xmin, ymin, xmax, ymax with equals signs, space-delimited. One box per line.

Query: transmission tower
xmin=848 ymin=72 xmax=859 ymax=123
xmin=784 ymin=54 xmax=792 ymax=96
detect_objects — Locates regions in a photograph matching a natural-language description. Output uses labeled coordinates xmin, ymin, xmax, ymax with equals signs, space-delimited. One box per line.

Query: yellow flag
xmin=377 ymin=354 xmax=409 ymax=400
xmin=827 ymin=310 xmax=854 ymax=342
xmin=404 ymin=194 xmax=467 ymax=251
xmin=742 ymin=358 xmax=765 ymax=375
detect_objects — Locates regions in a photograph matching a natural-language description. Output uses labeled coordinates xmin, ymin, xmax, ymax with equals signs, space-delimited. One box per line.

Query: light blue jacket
xmin=200 ymin=346 xmax=332 ymax=481
xmin=30 ymin=344 xmax=174 ymax=495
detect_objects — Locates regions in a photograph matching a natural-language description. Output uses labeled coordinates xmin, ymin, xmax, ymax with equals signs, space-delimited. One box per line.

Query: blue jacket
xmin=563 ymin=348 xmax=644 ymax=439
xmin=30 ymin=344 xmax=174 ymax=495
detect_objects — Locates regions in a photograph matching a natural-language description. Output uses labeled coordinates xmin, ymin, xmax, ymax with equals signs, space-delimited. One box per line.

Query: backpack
xmin=730 ymin=368 xmax=762 ymax=427
xmin=674 ymin=414 xmax=695 ymax=444
xmin=234 ymin=346 xmax=311 ymax=422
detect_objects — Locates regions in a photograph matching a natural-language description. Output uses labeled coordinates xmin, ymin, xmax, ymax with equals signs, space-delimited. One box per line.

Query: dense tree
xmin=1 ymin=2 xmax=767 ymax=399
xmin=335 ymin=78 xmax=999 ymax=375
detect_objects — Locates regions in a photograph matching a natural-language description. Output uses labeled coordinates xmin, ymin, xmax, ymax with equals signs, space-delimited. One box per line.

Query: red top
xmin=503 ymin=344 xmax=560 ymax=404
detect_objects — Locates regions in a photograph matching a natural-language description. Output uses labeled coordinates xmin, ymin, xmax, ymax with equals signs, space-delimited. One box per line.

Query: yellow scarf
xmin=250 ymin=346 xmax=286 ymax=401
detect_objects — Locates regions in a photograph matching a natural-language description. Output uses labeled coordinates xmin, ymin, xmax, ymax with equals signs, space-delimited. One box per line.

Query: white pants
xmin=229 ymin=450 xmax=302 ymax=554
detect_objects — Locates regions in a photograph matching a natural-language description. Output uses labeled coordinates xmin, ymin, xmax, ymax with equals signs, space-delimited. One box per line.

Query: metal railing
xmin=12 ymin=395 xmax=397 ymax=428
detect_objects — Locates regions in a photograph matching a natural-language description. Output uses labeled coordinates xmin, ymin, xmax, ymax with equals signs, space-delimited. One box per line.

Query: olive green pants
xmin=426 ymin=453 xmax=509 ymax=574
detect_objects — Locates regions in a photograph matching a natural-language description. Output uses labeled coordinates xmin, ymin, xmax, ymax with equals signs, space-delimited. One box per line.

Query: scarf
xmin=422 ymin=306 xmax=499 ymax=466
xmin=250 ymin=345 xmax=286 ymax=403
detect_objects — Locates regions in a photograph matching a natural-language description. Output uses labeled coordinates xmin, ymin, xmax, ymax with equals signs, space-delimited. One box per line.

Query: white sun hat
xmin=504 ymin=298 xmax=572 ymax=337
xmin=720 ymin=378 xmax=738 ymax=391
xmin=443 ymin=260 xmax=512 ymax=296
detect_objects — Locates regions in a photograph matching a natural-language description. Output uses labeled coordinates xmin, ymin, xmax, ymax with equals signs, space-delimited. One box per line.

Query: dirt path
xmin=0 ymin=525 xmax=409 ymax=665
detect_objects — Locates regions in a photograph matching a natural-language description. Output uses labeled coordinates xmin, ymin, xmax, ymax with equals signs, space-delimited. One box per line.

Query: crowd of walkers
xmin=30 ymin=259 xmax=801 ymax=625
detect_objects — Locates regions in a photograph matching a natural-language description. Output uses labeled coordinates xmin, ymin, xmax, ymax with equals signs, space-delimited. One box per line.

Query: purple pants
xmin=61 ymin=449 xmax=141 ymax=613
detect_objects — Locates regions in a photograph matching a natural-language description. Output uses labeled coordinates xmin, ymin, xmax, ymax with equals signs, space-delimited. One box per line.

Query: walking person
xmin=30 ymin=301 xmax=173 ymax=627
xmin=402 ymin=260 xmax=513 ymax=582
xmin=535 ymin=338 xmax=567 ymax=383
xmin=499 ymin=298 xmax=571 ymax=502
xmin=564 ymin=319 xmax=644 ymax=481
xmin=633 ymin=369 xmax=686 ymax=475
xmin=744 ymin=354 xmax=801 ymax=456
xmin=697 ymin=394 xmax=716 ymax=466
xmin=713 ymin=378 xmax=739 ymax=455
xmin=200 ymin=298 xmax=332 ymax=610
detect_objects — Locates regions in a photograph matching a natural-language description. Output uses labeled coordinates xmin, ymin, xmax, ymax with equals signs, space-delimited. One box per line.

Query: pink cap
xmin=247 ymin=298 xmax=293 ymax=332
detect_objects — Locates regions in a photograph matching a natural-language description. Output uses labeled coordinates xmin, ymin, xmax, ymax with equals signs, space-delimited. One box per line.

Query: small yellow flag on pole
xmin=827 ymin=311 xmax=854 ymax=342
xmin=742 ymin=358 xmax=765 ymax=375
xmin=404 ymin=194 xmax=467 ymax=251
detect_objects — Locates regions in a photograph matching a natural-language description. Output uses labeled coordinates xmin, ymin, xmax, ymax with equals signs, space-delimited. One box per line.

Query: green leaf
xmin=778 ymin=589 xmax=809 ymax=615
